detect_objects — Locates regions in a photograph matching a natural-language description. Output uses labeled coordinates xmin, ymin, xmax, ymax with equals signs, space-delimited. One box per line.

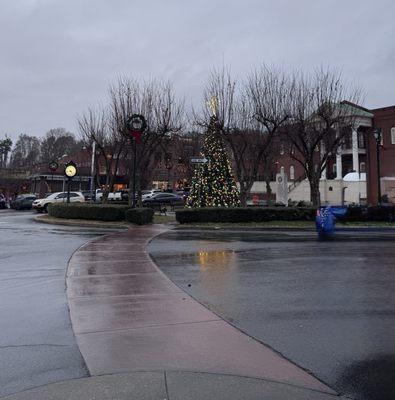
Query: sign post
xmin=48 ymin=161 xmax=58 ymax=192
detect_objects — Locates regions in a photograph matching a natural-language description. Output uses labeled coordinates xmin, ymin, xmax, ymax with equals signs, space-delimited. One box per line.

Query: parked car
xmin=32 ymin=191 xmax=85 ymax=212
xmin=114 ymin=190 xmax=129 ymax=202
xmin=0 ymin=194 xmax=6 ymax=209
xmin=142 ymin=189 xmax=162 ymax=200
xmin=10 ymin=194 xmax=37 ymax=210
xmin=142 ymin=192 xmax=184 ymax=207
xmin=81 ymin=190 xmax=94 ymax=202
xmin=95 ymin=189 xmax=118 ymax=202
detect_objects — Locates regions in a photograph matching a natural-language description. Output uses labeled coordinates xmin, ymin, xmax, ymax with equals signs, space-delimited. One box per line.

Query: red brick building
xmin=367 ymin=106 xmax=395 ymax=204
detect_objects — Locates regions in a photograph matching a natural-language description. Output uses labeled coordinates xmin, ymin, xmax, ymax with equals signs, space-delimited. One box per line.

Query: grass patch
xmin=153 ymin=214 xmax=176 ymax=224
xmin=176 ymin=220 xmax=395 ymax=229
xmin=176 ymin=220 xmax=315 ymax=229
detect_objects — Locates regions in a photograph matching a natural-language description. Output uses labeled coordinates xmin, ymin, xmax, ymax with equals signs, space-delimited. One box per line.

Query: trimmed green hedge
xmin=48 ymin=203 xmax=130 ymax=221
xmin=176 ymin=207 xmax=317 ymax=224
xmin=125 ymin=208 xmax=154 ymax=225
xmin=176 ymin=206 xmax=395 ymax=224
xmin=345 ymin=206 xmax=395 ymax=222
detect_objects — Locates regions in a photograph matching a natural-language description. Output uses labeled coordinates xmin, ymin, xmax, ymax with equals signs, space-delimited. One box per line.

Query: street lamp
xmin=125 ymin=114 xmax=147 ymax=208
xmin=373 ymin=128 xmax=382 ymax=206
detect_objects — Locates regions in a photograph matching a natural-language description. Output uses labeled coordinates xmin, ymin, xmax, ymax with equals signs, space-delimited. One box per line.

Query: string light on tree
xmin=187 ymin=97 xmax=240 ymax=208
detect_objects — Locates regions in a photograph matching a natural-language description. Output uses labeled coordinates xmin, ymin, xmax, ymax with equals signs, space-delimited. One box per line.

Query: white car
xmin=32 ymin=191 xmax=85 ymax=212
xmin=142 ymin=189 xmax=162 ymax=200
xmin=95 ymin=189 xmax=119 ymax=202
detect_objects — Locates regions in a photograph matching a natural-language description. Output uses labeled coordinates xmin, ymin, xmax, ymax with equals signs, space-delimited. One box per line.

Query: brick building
xmin=367 ymin=106 xmax=395 ymax=204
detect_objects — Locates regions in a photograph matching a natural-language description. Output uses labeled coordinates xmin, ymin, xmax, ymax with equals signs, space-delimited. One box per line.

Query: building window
xmin=391 ymin=127 xmax=395 ymax=144
xmin=358 ymin=132 xmax=365 ymax=148
xmin=360 ymin=162 xmax=366 ymax=173
xmin=332 ymin=163 xmax=337 ymax=174
xmin=280 ymin=166 xmax=285 ymax=174
xmin=290 ymin=165 xmax=295 ymax=180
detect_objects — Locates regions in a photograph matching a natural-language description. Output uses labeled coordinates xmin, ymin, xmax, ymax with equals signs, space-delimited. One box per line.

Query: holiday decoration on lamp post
xmin=186 ymin=97 xmax=240 ymax=208
xmin=125 ymin=114 xmax=147 ymax=207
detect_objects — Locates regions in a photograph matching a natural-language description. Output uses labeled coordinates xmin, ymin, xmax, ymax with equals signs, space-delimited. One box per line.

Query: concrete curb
xmin=1 ymin=371 xmax=346 ymax=400
xmin=33 ymin=214 xmax=130 ymax=230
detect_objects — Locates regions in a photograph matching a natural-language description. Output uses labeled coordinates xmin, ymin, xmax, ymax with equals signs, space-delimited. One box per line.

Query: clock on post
xmin=64 ymin=161 xmax=77 ymax=203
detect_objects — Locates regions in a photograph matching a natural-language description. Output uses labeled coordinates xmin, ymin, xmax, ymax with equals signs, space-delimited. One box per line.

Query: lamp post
xmin=90 ymin=141 xmax=96 ymax=203
xmin=125 ymin=114 xmax=147 ymax=208
xmin=373 ymin=128 xmax=382 ymax=206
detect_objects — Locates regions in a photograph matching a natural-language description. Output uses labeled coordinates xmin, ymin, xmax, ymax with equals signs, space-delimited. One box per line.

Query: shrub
xmin=366 ymin=206 xmax=395 ymax=222
xmin=48 ymin=203 xmax=129 ymax=221
xmin=125 ymin=208 xmax=154 ymax=225
xmin=176 ymin=207 xmax=317 ymax=224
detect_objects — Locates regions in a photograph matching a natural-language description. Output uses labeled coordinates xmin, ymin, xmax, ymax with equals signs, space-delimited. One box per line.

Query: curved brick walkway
xmin=65 ymin=226 xmax=337 ymax=397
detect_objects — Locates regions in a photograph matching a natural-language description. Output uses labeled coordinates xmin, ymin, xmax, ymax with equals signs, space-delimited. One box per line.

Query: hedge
xmin=176 ymin=206 xmax=395 ymax=224
xmin=346 ymin=206 xmax=395 ymax=222
xmin=125 ymin=208 xmax=154 ymax=225
xmin=176 ymin=207 xmax=317 ymax=224
xmin=48 ymin=203 xmax=130 ymax=221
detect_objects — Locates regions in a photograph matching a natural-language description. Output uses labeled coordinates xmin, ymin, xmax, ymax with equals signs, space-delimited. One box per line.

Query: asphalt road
xmin=0 ymin=210 xmax=120 ymax=397
xmin=149 ymin=229 xmax=395 ymax=400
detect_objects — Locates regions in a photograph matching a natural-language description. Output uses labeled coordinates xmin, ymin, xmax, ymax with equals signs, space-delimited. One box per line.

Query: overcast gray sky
xmin=1 ymin=0 xmax=394 ymax=141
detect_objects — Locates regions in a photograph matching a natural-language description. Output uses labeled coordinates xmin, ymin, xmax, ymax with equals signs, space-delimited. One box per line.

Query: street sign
xmin=190 ymin=157 xmax=209 ymax=164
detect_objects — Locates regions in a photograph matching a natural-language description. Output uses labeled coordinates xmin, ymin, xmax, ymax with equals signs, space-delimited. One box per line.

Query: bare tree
xmin=200 ymin=66 xmax=291 ymax=206
xmin=0 ymin=137 xmax=12 ymax=169
xmin=40 ymin=128 xmax=80 ymax=163
xmin=10 ymin=134 xmax=41 ymax=169
xmin=284 ymin=68 xmax=362 ymax=206
xmin=108 ymin=77 xmax=184 ymax=205
xmin=78 ymin=107 xmax=127 ymax=202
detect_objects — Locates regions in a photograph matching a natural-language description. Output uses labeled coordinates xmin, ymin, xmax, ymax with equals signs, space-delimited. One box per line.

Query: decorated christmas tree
xmin=187 ymin=113 xmax=240 ymax=208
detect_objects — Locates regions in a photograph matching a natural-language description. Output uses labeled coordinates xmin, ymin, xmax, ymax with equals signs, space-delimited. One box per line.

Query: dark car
xmin=81 ymin=190 xmax=93 ymax=202
xmin=0 ymin=194 xmax=6 ymax=209
xmin=10 ymin=194 xmax=37 ymax=210
xmin=142 ymin=192 xmax=184 ymax=208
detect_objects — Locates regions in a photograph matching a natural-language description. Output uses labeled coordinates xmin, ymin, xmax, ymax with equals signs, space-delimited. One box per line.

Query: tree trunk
xmin=239 ymin=181 xmax=253 ymax=207
xmin=309 ymin=178 xmax=321 ymax=207
xmin=240 ymin=189 xmax=248 ymax=207
xmin=265 ymin=179 xmax=272 ymax=206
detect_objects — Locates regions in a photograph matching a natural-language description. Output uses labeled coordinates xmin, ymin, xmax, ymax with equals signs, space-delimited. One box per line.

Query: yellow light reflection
xmin=196 ymin=250 xmax=234 ymax=270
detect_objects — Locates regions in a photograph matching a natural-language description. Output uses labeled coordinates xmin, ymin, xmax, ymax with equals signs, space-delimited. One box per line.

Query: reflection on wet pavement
xmin=149 ymin=229 xmax=395 ymax=400
xmin=0 ymin=212 xmax=121 ymax=397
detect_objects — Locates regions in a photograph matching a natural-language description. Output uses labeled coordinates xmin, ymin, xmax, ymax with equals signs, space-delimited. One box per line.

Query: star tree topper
xmin=207 ymin=96 xmax=219 ymax=116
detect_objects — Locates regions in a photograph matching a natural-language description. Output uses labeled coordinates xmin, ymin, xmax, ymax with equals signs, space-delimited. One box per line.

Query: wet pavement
xmin=149 ymin=229 xmax=395 ymax=400
xmin=0 ymin=211 xmax=121 ymax=397
xmin=67 ymin=227 xmax=336 ymax=395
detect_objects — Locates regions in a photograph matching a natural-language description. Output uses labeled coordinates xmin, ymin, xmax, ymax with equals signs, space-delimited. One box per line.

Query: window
xmin=360 ymin=162 xmax=366 ymax=173
xmin=290 ymin=165 xmax=295 ymax=180
xmin=358 ymin=132 xmax=365 ymax=148
xmin=391 ymin=127 xmax=395 ymax=144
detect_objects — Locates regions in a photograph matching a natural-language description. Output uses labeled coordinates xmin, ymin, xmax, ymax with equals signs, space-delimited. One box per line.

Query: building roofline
xmin=370 ymin=105 xmax=395 ymax=112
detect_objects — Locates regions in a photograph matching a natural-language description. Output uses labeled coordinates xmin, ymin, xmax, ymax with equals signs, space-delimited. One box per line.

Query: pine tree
xmin=187 ymin=116 xmax=240 ymax=207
